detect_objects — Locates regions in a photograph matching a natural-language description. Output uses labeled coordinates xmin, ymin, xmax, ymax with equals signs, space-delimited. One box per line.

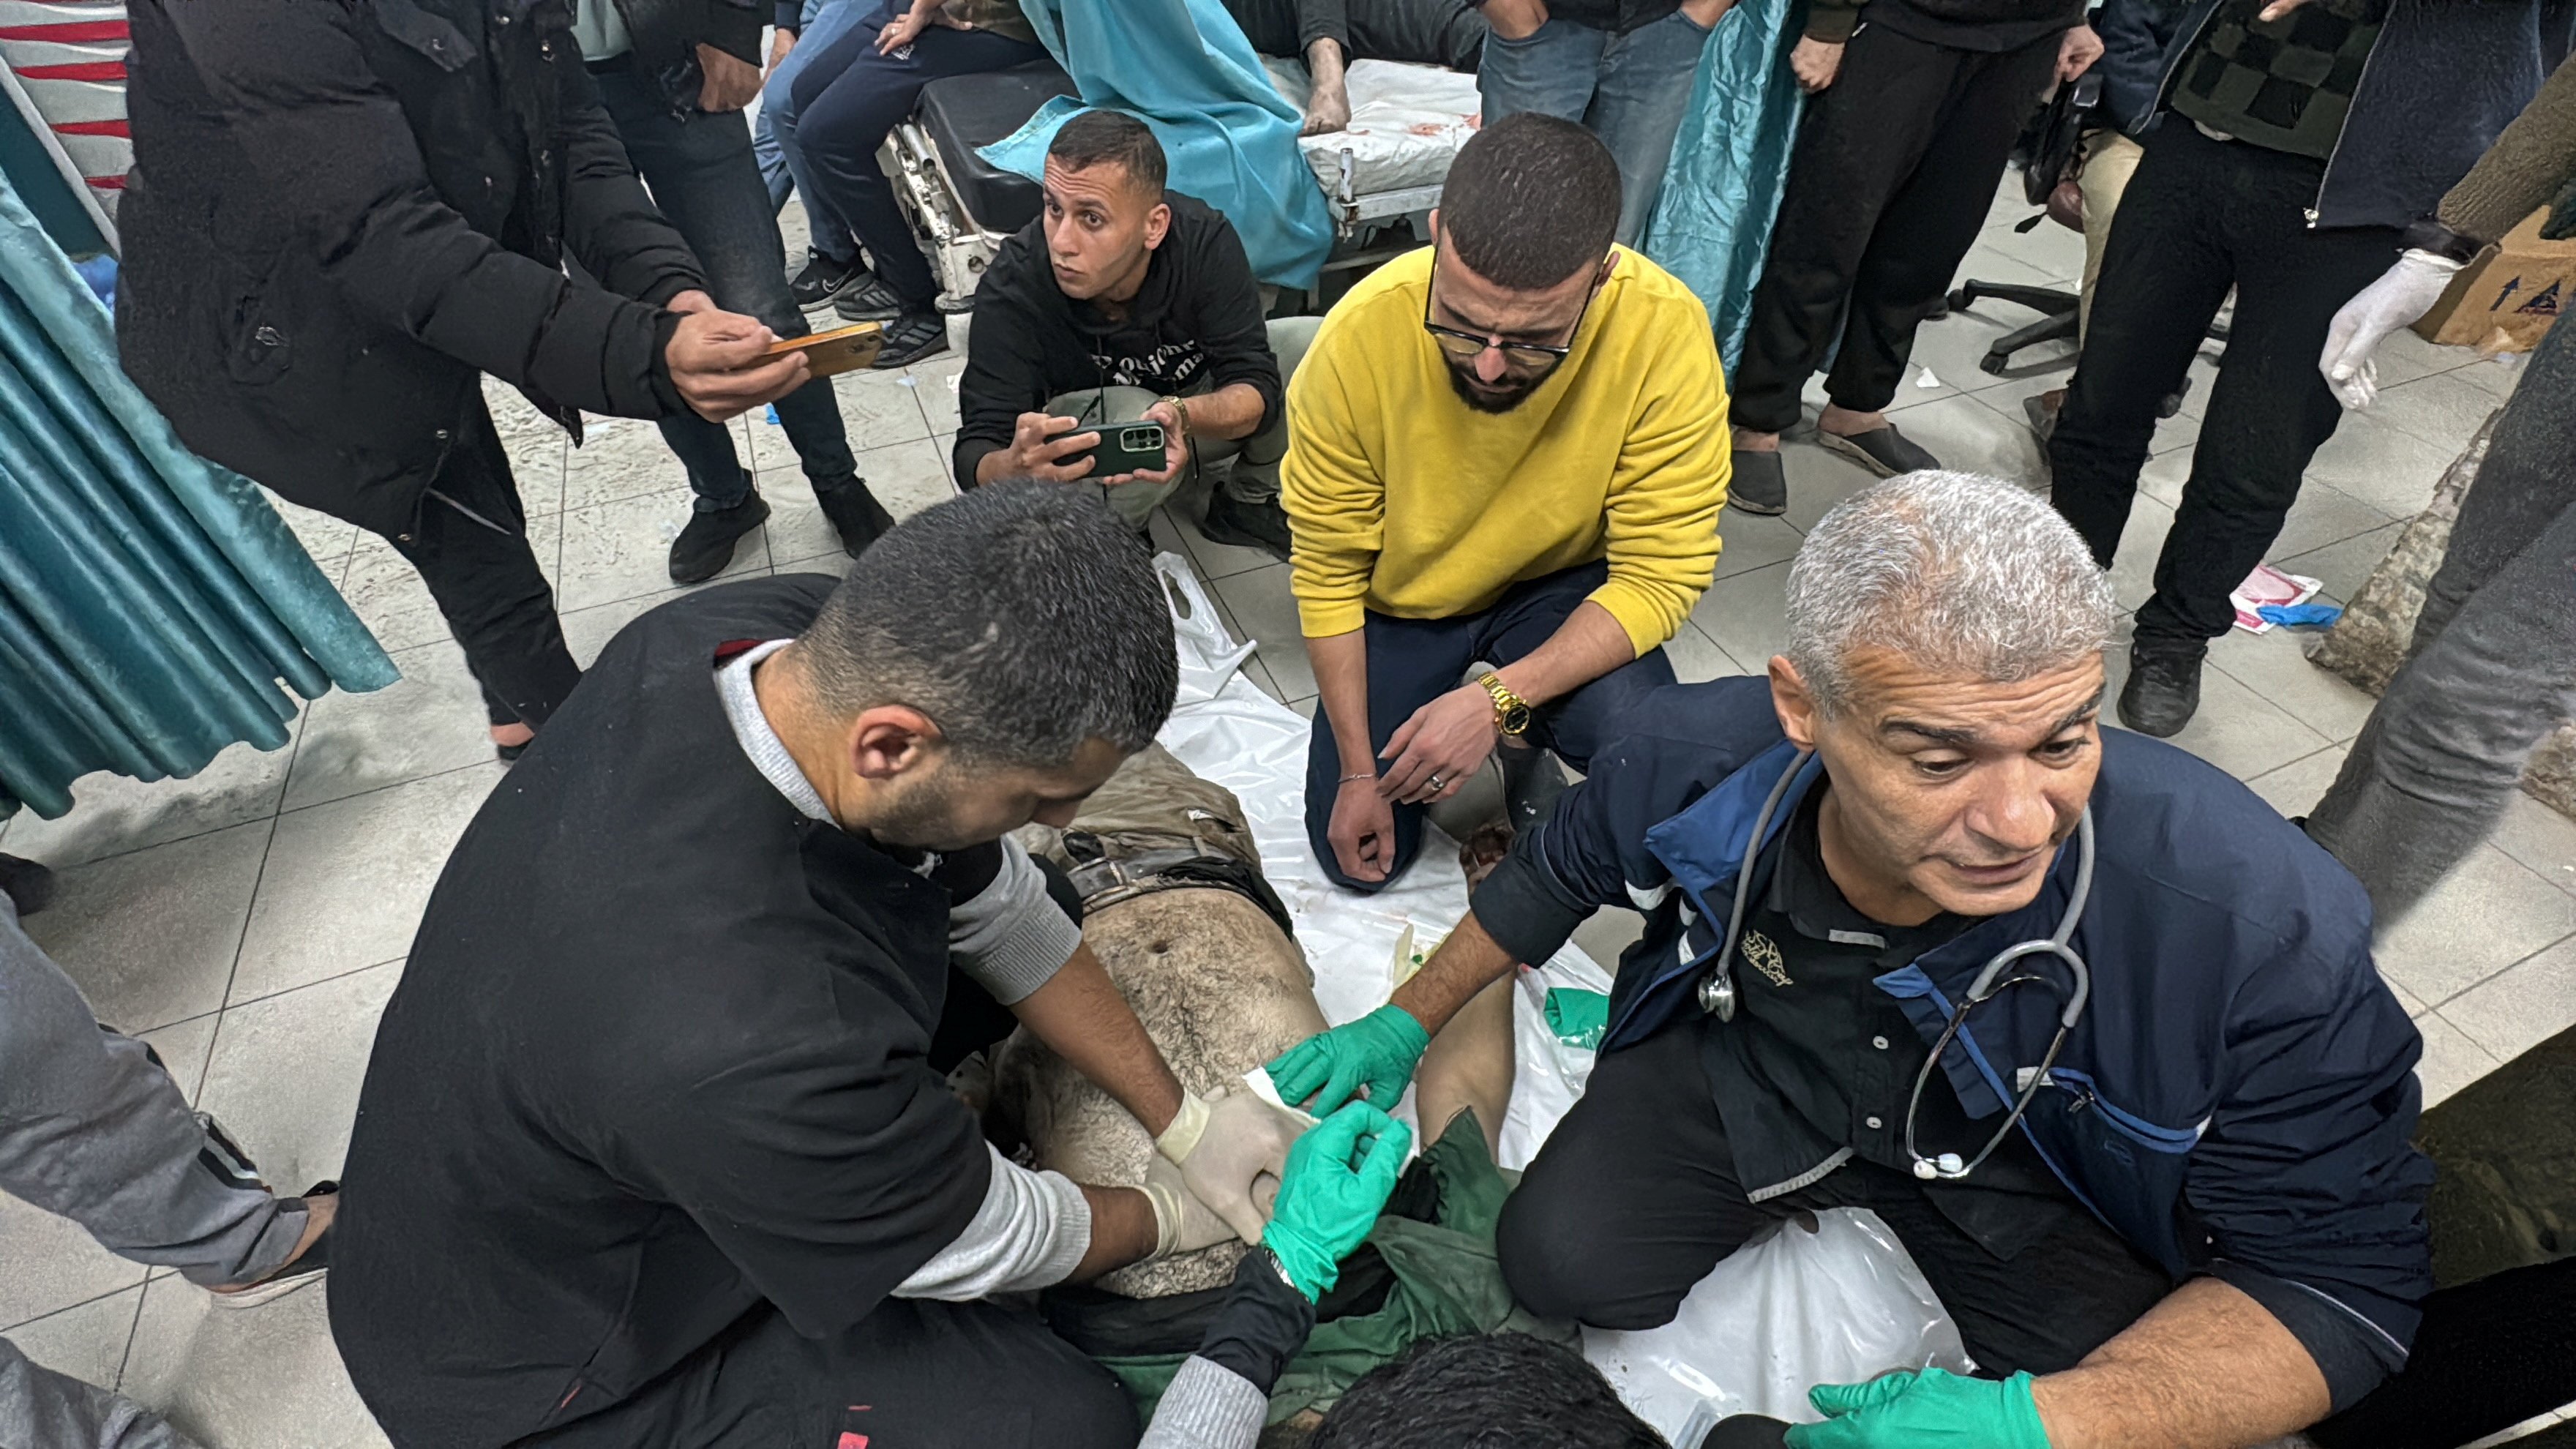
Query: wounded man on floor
xmin=986 ymin=742 xmax=1565 ymax=1437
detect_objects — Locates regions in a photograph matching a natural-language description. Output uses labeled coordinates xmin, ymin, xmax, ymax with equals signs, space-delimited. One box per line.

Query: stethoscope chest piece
xmin=1699 ymin=969 xmax=1737 ymax=1021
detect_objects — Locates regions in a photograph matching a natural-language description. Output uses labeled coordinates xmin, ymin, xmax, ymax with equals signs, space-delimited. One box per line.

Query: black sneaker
xmin=1729 ymin=448 xmax=1787 ymax=515
xmin=789 ymin=250 xmax=864 ymax=309
xmin=1199 ymin=489 xmax=1291 ymax=561
xmin=1819 ymin=423 xmax=1941 ymax=478
xmin=667 ymin=490 xmax=771 ymax=585
xmin=872 ymin=311 xmax=949 ymax=368
xmin=0 ymin=853 xmax=56 ymax=918
xmin=2118 ymin=643 xmax=2205 ymax=738
xmin=813 ymin=476 xmax=896 ymax=557
xmin=832 ymin=273 xmax=909 ymax=325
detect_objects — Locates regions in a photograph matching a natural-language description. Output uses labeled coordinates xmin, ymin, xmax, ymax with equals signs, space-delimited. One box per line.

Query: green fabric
xmin=2168 ymin=0 xmax=2383 ymax=161
xmin=1262 ymin=1103 xmax=1413 ymax=1301
xmin=1787 ymin=1369 xmax=2050 ymax=1449
xmin=1099 ymin=1111 xmax=1577 ymax=1425
xmin=1265 ymin=1004 xmax=1431 ymax=1117
xmin=1543 ymin=988 xmax=1610 ymax=1051
xmin=0 ymin=175 xmax=396 ymax=820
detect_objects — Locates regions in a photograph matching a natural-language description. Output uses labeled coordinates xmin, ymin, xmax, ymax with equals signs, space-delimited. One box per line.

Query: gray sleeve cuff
xmin=950 ymin=837 xmax=1084 ymax=1004
xmin=1139 ymin=1356 xmax=1270 ymax=1449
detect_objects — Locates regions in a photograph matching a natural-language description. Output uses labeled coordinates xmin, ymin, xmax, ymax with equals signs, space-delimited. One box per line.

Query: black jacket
xmin=954 ymin=193 xmax=1283 ymax=487
xmin=596 ymin=0 xmax=768 ymax=115
xmin=117 ymin=0 xmax=705 ymax=541
xmin=331 ymin=576 xmax=996 ymax=1449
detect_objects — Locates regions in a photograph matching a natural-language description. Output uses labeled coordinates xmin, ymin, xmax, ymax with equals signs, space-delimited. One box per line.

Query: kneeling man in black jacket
xmin=952 ymin=111 xmax=1314 ymax=561
xmin=119 ymin=0 xmax=815 ymax=755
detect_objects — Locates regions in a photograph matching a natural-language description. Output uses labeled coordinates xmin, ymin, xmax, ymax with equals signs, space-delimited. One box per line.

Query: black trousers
xmin=384 ymin=402 xmax=581 ymax=728
xmin=1495 ymin=1016 xmax=2174 ymax=1375
xmin=2048 ymin=122 xmax=2400 ymax=653
xmin=526 ymin=1297 xmax=1139 ymax=1449
xmin=1730 ymin=25 xmax=2061 ymax=435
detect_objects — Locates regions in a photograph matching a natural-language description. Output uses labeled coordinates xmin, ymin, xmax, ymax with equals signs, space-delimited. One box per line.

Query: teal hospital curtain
xmin=0 ymin=175 xmax=395 ymax=821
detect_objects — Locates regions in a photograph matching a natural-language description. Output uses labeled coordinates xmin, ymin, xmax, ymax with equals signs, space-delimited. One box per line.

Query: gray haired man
xmin=1275 ymin=472 xmax=2433 ymax=1445
xmin=1 ymin=891 xmax=333 ymax=1448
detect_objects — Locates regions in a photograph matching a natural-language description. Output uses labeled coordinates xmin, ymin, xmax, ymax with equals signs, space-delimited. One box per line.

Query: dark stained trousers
xmin=1303 ymin=562 xmax=1676 ymax=894
xmin=2048 ymin=121 xmax=2399 ymax=654
xmin=1496 ymin=1015 xmax=2176 ymax=1376
xmin=1729 ymin=25 xmax=2060 ymax=435
xmin=386 ymin=402 xmax=581 ymax=729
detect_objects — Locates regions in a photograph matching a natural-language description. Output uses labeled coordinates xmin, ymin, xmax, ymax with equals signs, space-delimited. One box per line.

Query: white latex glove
xmin=2321 ymin=249 xmax=2465 ymax=409
xmin=1156 ymin=1084 xmax=1314 ymax=1244
xmin=1139 ymin=1156 xmax=1236 ymax=1259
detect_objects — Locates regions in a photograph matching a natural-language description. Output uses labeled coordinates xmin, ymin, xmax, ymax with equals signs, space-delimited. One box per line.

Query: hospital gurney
xmin=877 ymin=55 xmax=1480 ymax=316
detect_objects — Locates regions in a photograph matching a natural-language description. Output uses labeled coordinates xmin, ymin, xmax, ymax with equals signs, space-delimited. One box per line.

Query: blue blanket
xmin=1639 ymin=0 xmax=1805 ymax=374
xmin=978 ymin=0 xmax=1334 ymax=288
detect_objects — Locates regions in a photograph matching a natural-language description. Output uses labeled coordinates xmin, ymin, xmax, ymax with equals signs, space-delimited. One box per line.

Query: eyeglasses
xmin=1420 ymin=243 xmax=1604 ymax=371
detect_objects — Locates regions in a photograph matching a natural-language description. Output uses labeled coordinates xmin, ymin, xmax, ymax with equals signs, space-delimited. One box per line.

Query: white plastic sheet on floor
xmin=1148 ymin=556 xmax=1966 ymax=1437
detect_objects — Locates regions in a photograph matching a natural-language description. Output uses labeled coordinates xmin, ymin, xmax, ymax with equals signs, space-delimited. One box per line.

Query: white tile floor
xmin=2 ymin=188 xmax=2569 ymax=1448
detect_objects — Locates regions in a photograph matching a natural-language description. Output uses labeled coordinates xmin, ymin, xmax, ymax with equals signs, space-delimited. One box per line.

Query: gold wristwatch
xmin=1478 ymin=672 xmax=1533 ymax=736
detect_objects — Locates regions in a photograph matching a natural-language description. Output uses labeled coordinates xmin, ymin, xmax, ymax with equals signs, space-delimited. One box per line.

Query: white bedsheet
xmin=1259 ymin=58 xmax=1481 ymax=201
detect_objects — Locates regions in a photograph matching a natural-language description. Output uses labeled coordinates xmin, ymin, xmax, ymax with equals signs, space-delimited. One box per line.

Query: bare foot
xmin=490 ymin=722 xmax=534 ymax=749
xmin=1459 ymin=821 xmax=1515 ymax=891
xmin=1732 ymin=425 xmax=1781 ymax=452
xmin=1819 ymin=404 xmax=1887 ymax=437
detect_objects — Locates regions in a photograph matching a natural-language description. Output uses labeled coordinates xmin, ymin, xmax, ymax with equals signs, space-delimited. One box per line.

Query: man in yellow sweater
xmin=1284 ymin=113 xmax=1730 ymax=894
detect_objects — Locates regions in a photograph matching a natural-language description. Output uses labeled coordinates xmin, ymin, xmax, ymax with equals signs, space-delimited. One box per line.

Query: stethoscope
xmin=1696 ymin=749 xmax=2095 ymax=1183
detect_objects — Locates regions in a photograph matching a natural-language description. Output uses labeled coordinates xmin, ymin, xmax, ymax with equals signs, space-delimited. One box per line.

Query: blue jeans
xmin=790 ymin=0 xmax=1047 ymax=306
xmin=757 ymin=0 xmax=867 ymax=225
xmin=1303 ymin=561 xmax=1679 ymax=892
xmin=594 ymin=67 xmax=858 ymax=508
xmin=1477 ymin=9 xmax=1713 ymax=246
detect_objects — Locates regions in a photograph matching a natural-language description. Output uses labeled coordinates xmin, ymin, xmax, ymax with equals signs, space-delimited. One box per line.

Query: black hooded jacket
xmin=116 ymin=0 xmax=708 ymax=539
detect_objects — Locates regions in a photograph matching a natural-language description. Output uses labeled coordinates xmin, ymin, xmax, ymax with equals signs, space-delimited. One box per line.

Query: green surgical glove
xmin=1264 ymin=1005 xmax=1431 ymax=1115
xmin=1784 ymin=1369 xmax=2051 ymax=1449
xmin=1260 ymin=1101 xmax=1412 ymax=1301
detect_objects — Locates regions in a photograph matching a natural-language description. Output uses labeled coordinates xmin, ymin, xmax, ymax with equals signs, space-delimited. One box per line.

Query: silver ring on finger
xmin=1427 ymin=774 xmax=1445 ymax=792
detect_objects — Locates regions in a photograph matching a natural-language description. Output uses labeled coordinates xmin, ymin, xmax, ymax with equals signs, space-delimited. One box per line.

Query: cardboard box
xmin=2414 ymin=206 xmax=2575 ymax=353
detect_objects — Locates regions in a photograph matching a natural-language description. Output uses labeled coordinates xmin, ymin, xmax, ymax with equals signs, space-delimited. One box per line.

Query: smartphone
xmin=765 ymin=322 xmax=883 ymax=378
xmin=1065 ymin=420 xmax=1168 ymax=476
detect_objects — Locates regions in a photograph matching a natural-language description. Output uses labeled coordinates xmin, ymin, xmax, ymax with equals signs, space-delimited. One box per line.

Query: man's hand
xmin=1377 ymin=685 xmax=1499 ymax=806
xmin=1786 ymin=1369 xmax=2051 ymax=1449
xmin=1262 ymin=1102 xmax=1412 ymax=1301
xmin=995 ymin=411 xmax=1101 ymax=482
xmin=2055 ymin=23 xmax=2103 ymax=81
xmin=2321 ymin=250 xmax=2464 ymax=408
xmin=1480 ymin=0 xmax=1550 ymax=42
xmin=1266 ymin=1004 xmax=1432 ymax=1116
xmin=696 ymin=42 xmax=763 ymax=112
xmin=1325 ymin=777 xmax=1398 ymax=883
xmin=1790 ymin=36 xmax=1843 ymax=91
xmin=2257 ymin=0 xmax=2310 ymax=18
xmin=1139 ymin=1156 xmax=1238 ymax=1259
xmin=877 ymin=1 xmax=934 ymax=53
xmin=1158 ymin=1087 xmax=1310 ymax=1244
xmin=665 ymin=303 xmax=808 ymax=422
xmin=765 ymin=26 xmax=796 ymax=77
xmin=1098 ymin=399 xmax=1191 ymax=487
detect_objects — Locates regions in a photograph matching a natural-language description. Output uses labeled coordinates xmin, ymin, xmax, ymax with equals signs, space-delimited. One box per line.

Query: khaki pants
xmin=2076 ymin=130 xmax=2146 ymax=341
xmin=1043 ymin=315 xmax=1320 ymax=528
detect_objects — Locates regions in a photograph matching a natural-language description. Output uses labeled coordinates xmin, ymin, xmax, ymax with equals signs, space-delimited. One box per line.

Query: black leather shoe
xmin=2119 ymin=643 xmax=2204 ymax=737
xmin=1819 ymin=423 xmax=1942 ymax=477
xmin=813 ymin=476 xmax=895 ymax=557
xmin=1729 ymin=447 xmax=1787 ymax=515
xmin=789 ymin=251 xmax=863 ymax=309
xmin=0 ymin=853 xmax=56 ymax=918
xmin=1199 ymin=489 xmax=1291 ymax=560
xmin=667 ymin=490 xmax=770 ymax=585
xmin=872 ymin=311 xmax=950 ymax=368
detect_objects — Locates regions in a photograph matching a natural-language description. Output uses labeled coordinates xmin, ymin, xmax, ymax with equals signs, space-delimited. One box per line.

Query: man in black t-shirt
xmin=954 ymin=111 xmax=1309 ymax=559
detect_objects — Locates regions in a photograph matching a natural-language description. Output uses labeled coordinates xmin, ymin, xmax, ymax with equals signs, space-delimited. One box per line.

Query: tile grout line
xmin=105 ymin=1277 xmax=146 ymax=1393
xmin=0 ymin=1279 xmax=146 ymax=1338
xmin=2419 ymin=924 xmax=2576 ymax=1022
xmin=201 ymin=808 xmax=286 ymax=1085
